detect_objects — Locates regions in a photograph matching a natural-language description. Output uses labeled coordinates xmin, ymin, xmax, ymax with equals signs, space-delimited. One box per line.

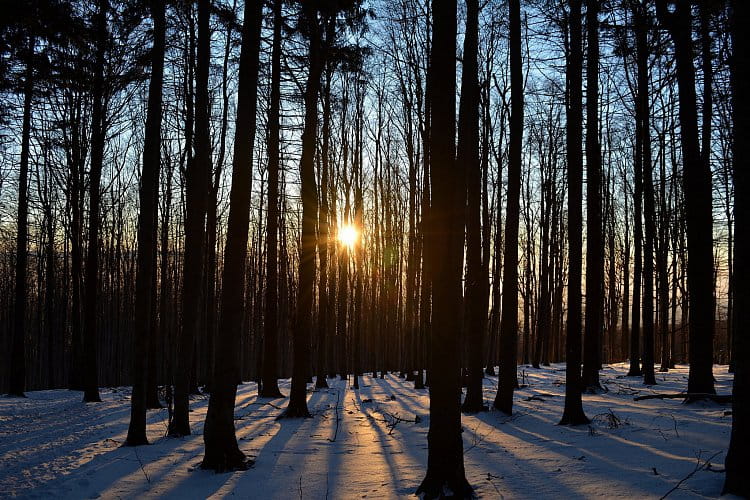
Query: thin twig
xmin=328 ymin=388 xmax=341 ymax=443
xmin=659 ymin=451 xmax=722 ymax=499
xmin=133 ymin=446 xmax=150 ymax=484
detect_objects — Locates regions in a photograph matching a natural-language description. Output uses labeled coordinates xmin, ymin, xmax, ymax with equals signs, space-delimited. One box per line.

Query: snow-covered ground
xmin=0 ymin=363 xmax=734 ymax=499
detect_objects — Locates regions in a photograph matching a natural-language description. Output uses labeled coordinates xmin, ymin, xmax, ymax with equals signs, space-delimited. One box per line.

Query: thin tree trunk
xmin=9 ymin=34 xmax=34 ymax=397
xmin=261 ymin=0 xmax=284 ymax=398
xmin=459 ymin=0 xmax=484 ymax=413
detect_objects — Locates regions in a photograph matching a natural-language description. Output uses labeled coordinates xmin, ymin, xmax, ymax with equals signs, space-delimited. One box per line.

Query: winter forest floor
xmin=0 ymin=363 xmax=735 ymax=499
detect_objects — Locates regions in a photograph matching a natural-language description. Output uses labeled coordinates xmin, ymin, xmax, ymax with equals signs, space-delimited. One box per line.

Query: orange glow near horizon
xmin=338 ymin=223 xmax=359 ymax=250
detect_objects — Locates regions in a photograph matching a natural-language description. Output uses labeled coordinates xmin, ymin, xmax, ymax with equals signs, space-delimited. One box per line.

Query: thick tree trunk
xmin=83 ymin=0 xmax=109 ymax=403
xmin=656 ymin=0 xmax=715 ymax=397
xmin=170 ymin=0 xmax=211 ymax=436
xmin=559 ymin=0 xmax=590 ymax=426
xmin=126 ymin=0 xmax=165 ymax=446
xmin=282 ymin=2 xmax=323 ymax=418
xmin=459 ymin=0 xmax=484 ymax=414
xmin=494 ymin=0 xmax=523 ymax=416
xmin=416 ymin=1 xmax=471 ymax=497
xmin=724 ymin=1 xmax=750 ymax=493
xmin=201 ymin=0 xmax=262 ymax=471
xmin=583 ymin=0 xmax=603 ymax=391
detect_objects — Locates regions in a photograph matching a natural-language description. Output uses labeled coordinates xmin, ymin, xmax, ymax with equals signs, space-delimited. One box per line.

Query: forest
xmin=1 ymin=0 xmax=749 ymax=497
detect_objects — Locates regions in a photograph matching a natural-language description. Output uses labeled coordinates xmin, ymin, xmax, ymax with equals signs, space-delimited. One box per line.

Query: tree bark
xmin=459 ymin=0 xmax=484 ymax=414
xmin=261 ymin=0 xmax=285 ymax=399
xmin=170 ymin=0 xmax=211 ymax=435
xmin=656 ymin=0 xmax=715 ymax=396
xmin=583 ymin=0 xmax=603 ymax=391
xmin=281 ymin=2 xmax=323 ymax=418
xmin=126 ymin=0 xmax=165 ymax=446
xmin=83 ymin=0 xmax=109 ymax=403
xmin=416 ymin=0 xmax=472 ymax=496
xmin=724 ymin=0 xmax=750 ymax=494
xmin=559 ymin=0 xmax=590 ymax=426
xmin=202 ymin=0 xmax=262 ymax=471
xmin=9 ymin=34 xmax=34 ymax=397
xmin=494 ymin=0 xmax=523 ymax=416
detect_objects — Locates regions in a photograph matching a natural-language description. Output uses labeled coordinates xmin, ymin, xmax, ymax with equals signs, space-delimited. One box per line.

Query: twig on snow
xmin=659 ymin=451 xmax=722 ymax=499
xmin=133 ymin=446 xmax=151 ymax=484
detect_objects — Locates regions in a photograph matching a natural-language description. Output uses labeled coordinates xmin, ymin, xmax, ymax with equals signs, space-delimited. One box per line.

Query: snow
xmin=0 ymin=363 xmax=735 ymax=499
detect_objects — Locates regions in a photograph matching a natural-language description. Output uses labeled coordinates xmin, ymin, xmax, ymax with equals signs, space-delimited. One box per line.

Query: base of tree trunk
xmin=259 ymin=386 xmax=285 ymax=398
xmin=405 ymin=371 xmax=415 ymax=381
xmin=124 ymin=433 xmax=149 ymax=447
xmin=277 ymin=405 xmax=312 ymax=419
xmin=416 ymin=473 xmax=473 ymax=499
xmin=493 ymin=398 xmax=512 ymax=416
xmin=626 ymin=369 xmax=642 ymax=377
xmin=461 ymin=400 xmax=487 ymax=414
xmin=167 ymin=420 xmax=191 ymax=437
xmin=201 ymin=448 xmax=252 ymax=473
xmin=314 ymin=377 xmax=329 ymax=389
xmin=583 ymin=384 xmax=605 ymax=395
xmin=484 ymin=366 xmax=496 ymax=376
xmin=83 ymin=389 xmax=101 ymax=403
xmin=559 ymin=405 xmax=590 ymax=426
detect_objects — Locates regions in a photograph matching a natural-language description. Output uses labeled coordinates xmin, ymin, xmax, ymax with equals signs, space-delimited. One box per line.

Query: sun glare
xmin=338 ymin=224 xmax=359 ymax=250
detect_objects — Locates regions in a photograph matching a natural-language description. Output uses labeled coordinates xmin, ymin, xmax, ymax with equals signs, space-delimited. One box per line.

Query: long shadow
xmin=467 ymin=380 xmax=726 ymax=499
xmin=372 ymin=375 xmax=429 ymax=419
xmin=351 ymin=381 xmax=420 ymax=497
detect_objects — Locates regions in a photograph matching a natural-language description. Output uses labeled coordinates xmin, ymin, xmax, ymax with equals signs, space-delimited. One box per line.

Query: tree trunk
xmin=724 ymin=1 xmax=750 ymax=493
xmin=416 ymin=0 xmax=471 ymax=496
xmin=636 ymin=2 xmax=656 ymax=386
xmin=261 ymin=0 xmax=285 ymax=398
xmin=583 ymin=0 xmax=603 ymax=391
xmin=83 ymin=0 xmax=109 ymax=403
xmin=656 ymin=0 xmax=715 ymax=396
xmin=201 ymin=0 xmax=262 ymax=471
xmin=559 ymin=0 xmax=590 ymax=426
xmin=282 ymin=2 xmax=323 ymax=418
xmin=494 ymin=0 xmax=523 ymax=416
xmin=170 ymin=0 xmax=211 ymax=436
xmin=459 ymin=0 xmax=484 ymax=413
xmin=9 ymin=34 xmax=34 ymax=397
xmin=126 ymin=0 xmax=165 ymax=446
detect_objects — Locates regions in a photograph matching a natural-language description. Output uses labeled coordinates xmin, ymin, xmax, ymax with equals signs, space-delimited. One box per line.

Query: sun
xmin=338 ymin=223 xmax=359 ymax=250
